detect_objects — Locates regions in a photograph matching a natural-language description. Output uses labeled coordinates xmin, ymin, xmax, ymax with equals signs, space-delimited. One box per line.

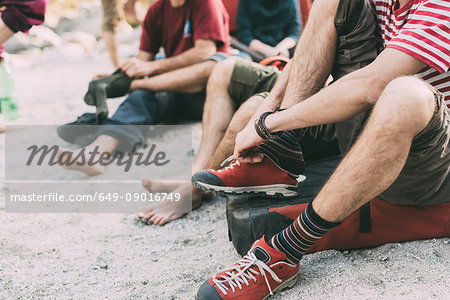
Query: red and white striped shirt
xmin=369 ymin=0 xmax=450 ymax=109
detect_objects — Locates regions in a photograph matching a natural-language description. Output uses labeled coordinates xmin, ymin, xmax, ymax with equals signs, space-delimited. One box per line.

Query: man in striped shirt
xmin=195 ymin=0 xmax=449 ymax=299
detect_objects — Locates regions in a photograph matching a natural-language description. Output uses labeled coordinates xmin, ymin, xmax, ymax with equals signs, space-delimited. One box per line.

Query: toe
xmin=156 ymin=217 xmax=168 ymax=226
xmin=148 ymin=215 xmax=159 ymax=224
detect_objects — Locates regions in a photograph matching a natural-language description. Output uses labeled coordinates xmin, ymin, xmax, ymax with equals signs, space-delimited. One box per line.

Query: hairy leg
xmin=281 ymin=0 xmax=339 ymax=108
xmin=312 ymin=77 xmax=435 ymax=222
xmin=139 ymin=89 xmax=264 ymax=225
xmin=206 ymin=95 xmax=264 ymax=170
xmin=192 ymin=59 xmax=236 ymax=173
xmin=139 ymin=60 xmax=247 ymax=225
xmin=130 ymin=60 xmax=217 ymax=93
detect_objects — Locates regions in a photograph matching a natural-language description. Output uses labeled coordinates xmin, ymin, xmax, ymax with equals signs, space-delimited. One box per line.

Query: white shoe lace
xmin=212 ymin=251 xmax=282 ymax=296
xmin=219 ymin=155 xmax=241 ymax=171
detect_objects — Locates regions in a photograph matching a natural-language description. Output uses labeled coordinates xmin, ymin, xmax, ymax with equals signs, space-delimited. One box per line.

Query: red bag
xmin=226 ymin=157 xmax=450 ymax=255
xmin=271 ymin=198 xmax=450 ymax=254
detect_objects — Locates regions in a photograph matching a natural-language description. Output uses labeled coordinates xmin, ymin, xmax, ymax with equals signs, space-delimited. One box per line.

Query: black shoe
xmin=84 ymin=70 xmax=132 ymax=122
xmin=57 ymin=112 xmax=100 ymax=146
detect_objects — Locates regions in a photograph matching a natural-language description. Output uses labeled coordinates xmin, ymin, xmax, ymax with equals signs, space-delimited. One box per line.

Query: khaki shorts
xmin=380 ymin=87 xmax=450 ymax=205
xmin=102 ymin=0 xmax=122 ymax=33
xmin=227 ymin=59 xmax=279 ymax=107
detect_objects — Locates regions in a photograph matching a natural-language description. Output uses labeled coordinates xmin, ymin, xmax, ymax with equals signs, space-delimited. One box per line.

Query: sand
xmin=0 ymin=29 xmax=449 ymax=300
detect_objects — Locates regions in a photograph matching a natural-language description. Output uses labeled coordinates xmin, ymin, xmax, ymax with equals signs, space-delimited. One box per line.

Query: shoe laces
xmin=212 ymin=251 xmax=282 ymax=296
xmin=219 ymin=155 xmax=241 ymax=171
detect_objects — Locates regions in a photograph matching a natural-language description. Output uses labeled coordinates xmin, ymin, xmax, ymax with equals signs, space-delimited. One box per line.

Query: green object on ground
xmin=0 ymin=59 xmax=20 ymax=121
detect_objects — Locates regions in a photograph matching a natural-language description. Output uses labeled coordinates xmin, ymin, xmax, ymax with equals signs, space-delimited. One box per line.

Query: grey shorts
xmin=380 ymin=87 xmax=450 ymax=206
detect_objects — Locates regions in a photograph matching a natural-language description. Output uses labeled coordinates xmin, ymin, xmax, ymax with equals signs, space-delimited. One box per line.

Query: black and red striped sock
xmin=269 ymin=202 xmax=341 ymax=264
xmin=256 ymin=130 xmax=305 ymax=176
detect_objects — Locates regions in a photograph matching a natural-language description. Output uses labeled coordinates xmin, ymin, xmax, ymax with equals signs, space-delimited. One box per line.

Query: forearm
xmin=265 ymin=69 xmax=386 ymax=132
xmin=149 ymin=45 xmax=215 ymax=74
xmin=281 ymin=0 xmax=338 ymax=108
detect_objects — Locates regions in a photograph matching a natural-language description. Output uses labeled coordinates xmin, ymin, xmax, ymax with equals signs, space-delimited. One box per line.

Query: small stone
xmin=142 ymin=280 xmax=149 ymax=285
xmin=100 ymin=264 xmax=108 ymax=270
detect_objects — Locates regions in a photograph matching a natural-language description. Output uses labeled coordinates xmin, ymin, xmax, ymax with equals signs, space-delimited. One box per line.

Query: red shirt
xmin=139 ymin=0 xmax=230 ymax=58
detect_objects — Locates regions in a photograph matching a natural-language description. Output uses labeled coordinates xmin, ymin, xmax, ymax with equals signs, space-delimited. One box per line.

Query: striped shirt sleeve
xmin=386 ymin=0 xmax=450 ymax=73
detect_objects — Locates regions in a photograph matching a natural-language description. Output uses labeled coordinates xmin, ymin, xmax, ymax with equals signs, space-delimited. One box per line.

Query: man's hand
xmin=121 ymin=57 xmax=156 ymax=77
xmin=233 ymin=122 xmax=265 ymax=163
xmin=275 ymin=45 xmax=290 ymax=58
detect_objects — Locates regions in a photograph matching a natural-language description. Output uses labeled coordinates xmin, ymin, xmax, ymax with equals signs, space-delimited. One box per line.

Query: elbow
xmin=363 ymin=76 xmax=391 ymax=106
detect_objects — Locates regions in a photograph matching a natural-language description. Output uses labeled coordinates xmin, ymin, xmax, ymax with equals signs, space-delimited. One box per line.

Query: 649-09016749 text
xmin=8 ymin=192 xmax=182 ymax=202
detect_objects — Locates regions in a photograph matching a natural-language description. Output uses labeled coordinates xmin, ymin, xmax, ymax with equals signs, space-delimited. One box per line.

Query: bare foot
xmin=56 ymin=147 xmax=105 ymax=176
xmin=141 ymin=178 xmax=189 ymax=193
xmin=137 ymin=183 xmax=207 ymax=226
xmin=0 ymin=123 xmax=5 ymax=133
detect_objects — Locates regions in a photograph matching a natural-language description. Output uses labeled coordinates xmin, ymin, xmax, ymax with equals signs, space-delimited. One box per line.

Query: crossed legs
xmin=313 ymin=77 xmax=436 ymax=222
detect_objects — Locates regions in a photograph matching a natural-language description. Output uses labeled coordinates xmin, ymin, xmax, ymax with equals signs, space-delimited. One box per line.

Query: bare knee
xmin=232 ymin=95 xmax=264 ymax=121
xmin=196 ymin=60 xmax=218 ymax=79
xmin=372 ymin=76 xmax=435 ymax=134
xmin=239 ymin=95 xmax=264 ymax=112
xmin=225 ymin=95 xmax=264 ymax=136
xmin=210 ymin=58 xmax=237 ymax=80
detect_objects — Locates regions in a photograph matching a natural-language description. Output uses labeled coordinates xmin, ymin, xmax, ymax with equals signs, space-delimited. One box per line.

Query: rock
xmin=60 ymin=43 xmax=88 ymax=60
xmin=29 ymin=27 xmax=63 ymax=48
xmin=54 ymin=2 xmax=103 ymax=38
xmin=61 ymin=32 xmax=97 ymax=52
xmin=379 ymin=255 xmax=389 ymax=262
xmin=3 ymin=32 xmax=35 ymax=52
xmin=3 ymin=27 xmax=62 ymax=53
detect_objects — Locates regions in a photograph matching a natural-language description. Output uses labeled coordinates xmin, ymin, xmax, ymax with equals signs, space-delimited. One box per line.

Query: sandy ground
xmin=0 ymin=43 xmax=449 ymax=300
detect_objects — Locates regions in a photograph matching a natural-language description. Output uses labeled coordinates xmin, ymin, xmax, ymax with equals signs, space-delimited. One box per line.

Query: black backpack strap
xmin=359 ymin=202 xmax=371 ymax=233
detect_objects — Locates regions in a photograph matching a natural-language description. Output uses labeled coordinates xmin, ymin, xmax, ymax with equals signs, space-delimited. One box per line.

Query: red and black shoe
xmin=191 ymin=156 xmax=303 ymax=197
xmin=196 ymin=237 xmax=299 ymax=300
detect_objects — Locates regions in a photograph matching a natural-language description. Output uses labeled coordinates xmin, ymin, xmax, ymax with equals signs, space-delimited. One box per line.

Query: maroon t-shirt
xmin=139 ymin=0 xmax=230 ymax=58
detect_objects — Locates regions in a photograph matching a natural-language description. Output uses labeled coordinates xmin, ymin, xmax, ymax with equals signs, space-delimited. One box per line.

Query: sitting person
xmin=101 ymin=0 xmax=145 ymax=69
xmin=57 ymin=0 xmax=230 ymax=176
xmin=193 ymin=0 xmax=450 ymax=298
xmin=139 ymin=0 xmax=382 ymax=225
xmin=236 ymin=0 xmax=301 ymax=59
xmin=0 ymin=0 xmax=46 ymax=133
